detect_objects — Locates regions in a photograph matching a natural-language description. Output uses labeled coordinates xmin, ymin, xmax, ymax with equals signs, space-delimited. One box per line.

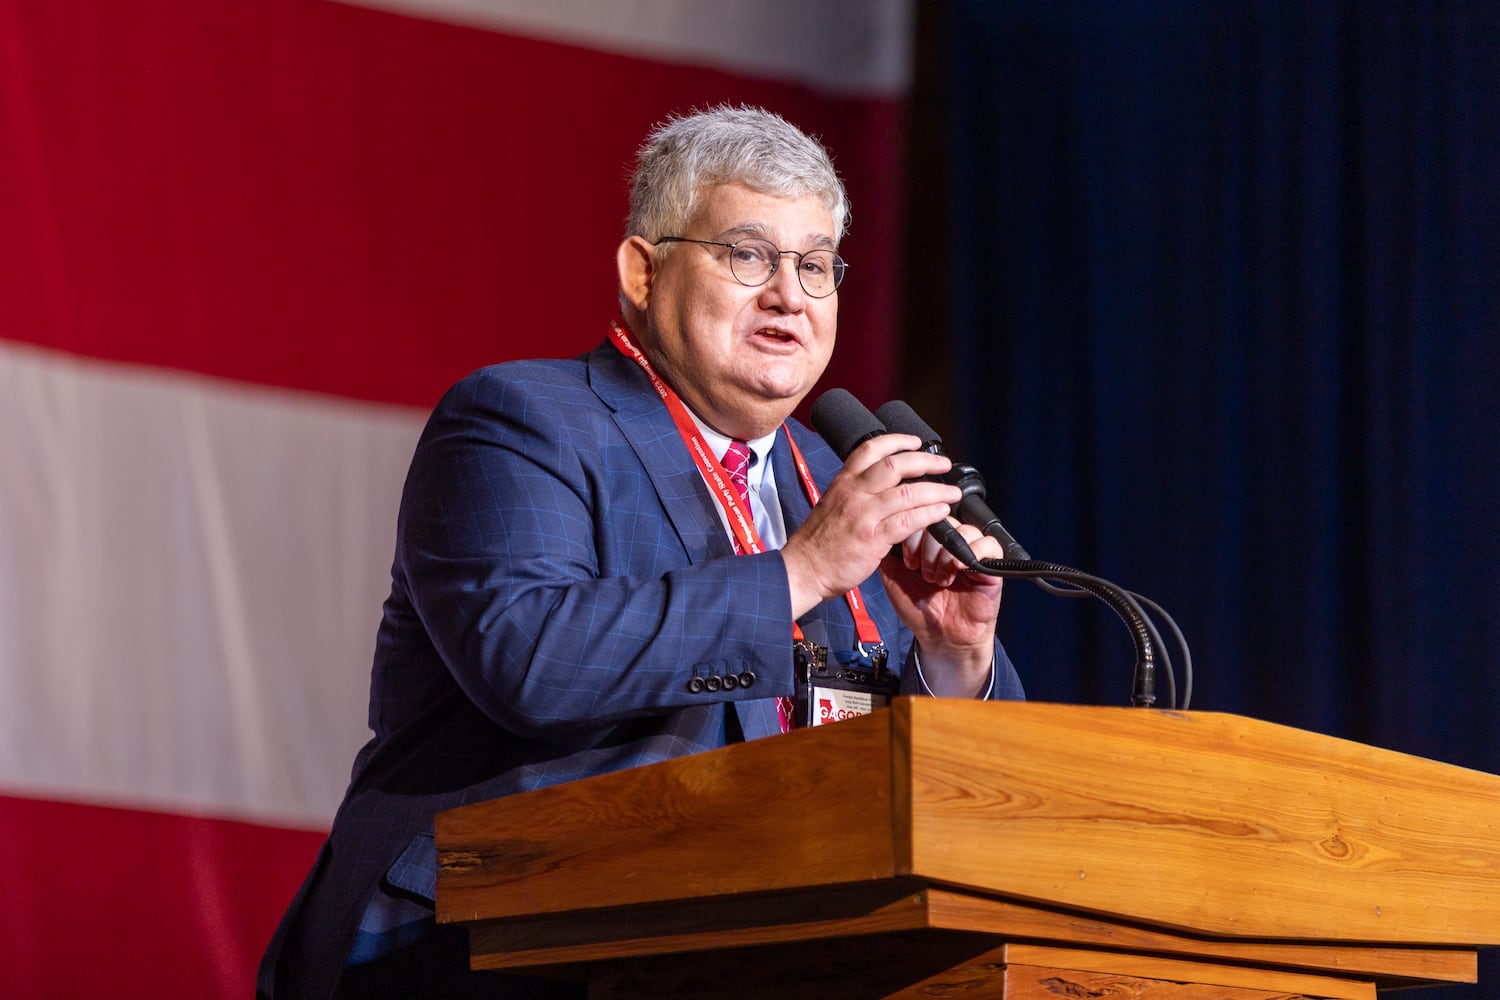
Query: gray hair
xmin=625 ymin=105 xmax=850 ymax=244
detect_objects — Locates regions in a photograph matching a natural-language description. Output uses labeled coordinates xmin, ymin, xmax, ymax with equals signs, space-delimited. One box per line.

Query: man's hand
xmin=881 ymin=523 xmax=1004 ymax=697
xmin=780 ymin=433 xmax=960 ymax=618
xmin=780 ymin=432 xmax=1006 ymax=700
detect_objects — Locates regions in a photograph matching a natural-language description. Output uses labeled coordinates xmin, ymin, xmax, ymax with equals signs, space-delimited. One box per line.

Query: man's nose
xmin=759 ymin=255 xmax=807 ymax=307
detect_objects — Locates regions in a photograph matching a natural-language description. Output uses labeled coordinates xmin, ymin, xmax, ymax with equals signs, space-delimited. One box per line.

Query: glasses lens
xmin=798 ymin=250 xmax=844 ymax=297
xmin=726 ymin=239 xmax=777 ymax=287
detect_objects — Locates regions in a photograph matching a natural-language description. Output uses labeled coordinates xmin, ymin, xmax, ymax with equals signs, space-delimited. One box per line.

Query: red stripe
xmin=0 ymin=0 xmax=902 ymax=410
xmin=0 ymin=794 xmax=324 ymax=999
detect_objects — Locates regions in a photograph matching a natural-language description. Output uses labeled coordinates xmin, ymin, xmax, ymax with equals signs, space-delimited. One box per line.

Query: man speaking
xmin=258 ymin=104 xmax=1023 ymax=999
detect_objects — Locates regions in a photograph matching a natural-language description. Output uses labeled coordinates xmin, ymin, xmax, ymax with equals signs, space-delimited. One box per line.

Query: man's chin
xmin=752 ymin=362 xmax=828 ymax=402
xmin=751 ymin=382 xmax=816 ymax=412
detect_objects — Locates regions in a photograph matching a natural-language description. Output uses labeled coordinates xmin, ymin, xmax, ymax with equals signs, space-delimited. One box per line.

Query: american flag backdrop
xmin=0 ymin=1 xmax=911 ymax=994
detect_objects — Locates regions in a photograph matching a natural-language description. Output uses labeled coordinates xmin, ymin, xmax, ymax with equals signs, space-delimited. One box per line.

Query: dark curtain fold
xmin=909 ymin=8 xmax=1498 ymax=987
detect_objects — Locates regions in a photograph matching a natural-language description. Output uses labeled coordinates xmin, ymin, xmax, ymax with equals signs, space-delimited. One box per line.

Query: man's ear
xmin=616 ymin=236 xmax=657 ymax=312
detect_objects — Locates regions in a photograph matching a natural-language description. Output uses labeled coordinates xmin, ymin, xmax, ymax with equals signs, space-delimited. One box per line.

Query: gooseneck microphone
xmin=809 ymin=389 xmax=978 ymax=566
xmin=809 ymin=389 xmax=1191 ymax=711
xmin=874 ymin=400 xmax=1032 ymax=561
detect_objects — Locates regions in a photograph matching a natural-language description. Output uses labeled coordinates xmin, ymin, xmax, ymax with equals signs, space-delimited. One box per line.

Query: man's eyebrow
xmin=717 ymin=224 xmax=838 ymax=251
xmin=717 ymin=223 xmax=771 ymax=241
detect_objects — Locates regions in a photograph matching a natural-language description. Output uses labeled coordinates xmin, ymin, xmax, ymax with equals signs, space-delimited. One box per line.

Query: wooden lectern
xmin=435 ymin=700 xmax=1500 ymax=998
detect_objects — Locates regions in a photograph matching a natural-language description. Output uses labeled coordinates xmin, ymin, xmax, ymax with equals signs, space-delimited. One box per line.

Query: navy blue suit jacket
xmin=258 ymin=339 xmax=1023 ymax=998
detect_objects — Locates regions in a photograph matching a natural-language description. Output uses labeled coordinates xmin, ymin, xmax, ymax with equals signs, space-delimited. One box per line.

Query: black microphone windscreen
xmin=874 ymin=400 xmax=941 ymax=444
xmin=811 ymin=389 xmax=885 ymax=459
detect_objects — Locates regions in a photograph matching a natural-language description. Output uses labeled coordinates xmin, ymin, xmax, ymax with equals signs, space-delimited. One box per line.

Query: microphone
xmin=810 ymin=389 xmax=977 ymax=565
xmin=874 ymin=400 xmax=1032 ymax=561
xmin=816 ymin=397 xmax=1183 ymax=710
xmin=809 ymin=388 xmax=885 ymax=458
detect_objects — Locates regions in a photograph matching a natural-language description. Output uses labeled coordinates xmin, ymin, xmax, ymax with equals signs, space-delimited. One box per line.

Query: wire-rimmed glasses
xmin=654 ymin=236 xmax=846 ymax=298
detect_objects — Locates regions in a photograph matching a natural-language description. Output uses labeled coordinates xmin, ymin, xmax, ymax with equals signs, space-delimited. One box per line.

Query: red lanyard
xmin=609 ymin=320 xmax=883 ymax=646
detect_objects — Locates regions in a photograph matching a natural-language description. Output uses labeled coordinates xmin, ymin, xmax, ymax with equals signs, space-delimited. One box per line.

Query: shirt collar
xmin=685 ymin=410 xmax=778 ymax=490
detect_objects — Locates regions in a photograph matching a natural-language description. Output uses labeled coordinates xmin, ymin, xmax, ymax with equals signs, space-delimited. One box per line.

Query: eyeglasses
xmin=654 ymin=236 xmax=846 ymax=298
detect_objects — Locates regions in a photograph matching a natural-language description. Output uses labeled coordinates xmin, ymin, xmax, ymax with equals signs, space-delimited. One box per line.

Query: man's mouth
xmin=752 ymin=327 xmax=801 ymax=346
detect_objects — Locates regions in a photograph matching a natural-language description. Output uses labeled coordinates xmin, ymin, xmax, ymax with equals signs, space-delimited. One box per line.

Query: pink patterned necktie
xmin=721 ymin=441 xmax=796 ymax=732
xmin=721 ymin=440 xmax=754 ymax=555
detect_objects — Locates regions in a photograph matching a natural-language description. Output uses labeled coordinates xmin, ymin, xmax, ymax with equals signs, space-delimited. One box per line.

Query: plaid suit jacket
xmin=258 ymin=338 xmax=1023 ymax=998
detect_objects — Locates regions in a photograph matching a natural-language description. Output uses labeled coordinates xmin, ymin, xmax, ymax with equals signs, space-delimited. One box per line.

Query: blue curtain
xmin=911 ymin=3 xmax=1498 ymax=993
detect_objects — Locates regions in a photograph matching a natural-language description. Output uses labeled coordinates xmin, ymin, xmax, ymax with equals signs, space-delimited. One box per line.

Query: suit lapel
xmin=589 ymin=342 xmax=847 ymax=742
xmin=587 ymin=343 xmax=734 ymax=564
xmin=770 ymin=431 xmax=813 ymax=533
xmin=772 ymin=430 xmax=841 ymax=650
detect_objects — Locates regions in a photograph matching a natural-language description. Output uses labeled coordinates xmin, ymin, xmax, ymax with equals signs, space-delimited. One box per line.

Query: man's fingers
xmin=841 ymin=432 xmax=952 ymax=483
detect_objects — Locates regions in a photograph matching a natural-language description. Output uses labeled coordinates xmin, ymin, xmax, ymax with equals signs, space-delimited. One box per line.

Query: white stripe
xmin=0 ymin=343 xmax=424 ymax=828
xmin=336 ymin=0 xmax=916 ymax=96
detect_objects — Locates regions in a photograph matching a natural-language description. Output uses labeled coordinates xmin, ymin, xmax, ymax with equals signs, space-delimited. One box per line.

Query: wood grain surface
xmin=437 ymin=709 xmax=898 ymax=923
xmin=898 ymin=699 xmax=1500 ymax=943
xmin=435 ymin=698 xmax=1500 ymax=993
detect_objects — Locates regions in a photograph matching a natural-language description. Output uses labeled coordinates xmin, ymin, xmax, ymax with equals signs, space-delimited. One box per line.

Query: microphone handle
xmin=948 ymin=464 xmax=1032 ymax=561
xmin=914 ymin=444 xmax=977 ymax=566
